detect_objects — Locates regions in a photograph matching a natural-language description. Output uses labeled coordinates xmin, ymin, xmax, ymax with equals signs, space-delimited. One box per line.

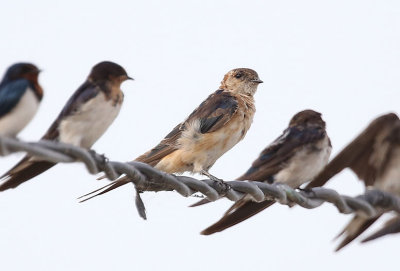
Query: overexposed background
xmin=0 ymin=1 xmax=399 ymax=270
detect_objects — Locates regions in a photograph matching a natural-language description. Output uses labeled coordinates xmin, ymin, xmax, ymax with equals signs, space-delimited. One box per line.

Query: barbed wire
xmin=1 ymin=136 xmax=400 ymax=220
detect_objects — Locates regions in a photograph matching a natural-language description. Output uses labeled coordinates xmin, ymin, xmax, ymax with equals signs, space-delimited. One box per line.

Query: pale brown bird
xmin=0 ymin=61 xmax=132 ymax=191
xmin=305 ymin=113 xmax=400 ymax=251
xmin=82 ymin=68 xmax=262 ymax=201
xmin=201 ymin=110 xmax=331 ymax=235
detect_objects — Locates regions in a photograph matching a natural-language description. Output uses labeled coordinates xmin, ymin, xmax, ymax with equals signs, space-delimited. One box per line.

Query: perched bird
xmin=81 ymin=68 xmax=262 ymax=199
xmin=304 ymin=113 xmax=400 ymax=251
xmin=201 ymin=110 xmax=331 ymax=235
xmin=136 ymin=68 xmax=262 ymax=178
xmin=0 ymin=63 xmax=43 ymax=137
xmin=0 ymin=61 xmax=132 ymax=191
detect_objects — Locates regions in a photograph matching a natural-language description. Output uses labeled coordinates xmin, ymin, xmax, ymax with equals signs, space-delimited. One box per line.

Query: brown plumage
xmin=135 ymin=68 xmax=261 ymax=175
xmin=362 ymin=215 xmax=400 ymax=243
xmin=305 ymin=113 xmax=400 ymax=251
xmin=80 ymin=68 xmax=262 ymax=202
xmin=20 ymin=64 xmax=43 ymax=100
xmin=201 ymin=110 xmax=331 ymax=235
xmin=0 ymin=61 xmax=132 ymax=191
xmin=306 ymin=113 xmax=399 ymax=189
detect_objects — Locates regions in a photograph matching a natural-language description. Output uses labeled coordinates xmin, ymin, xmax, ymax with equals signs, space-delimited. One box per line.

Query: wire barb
xmin=1 ymin=136 xmax=400 ymax=220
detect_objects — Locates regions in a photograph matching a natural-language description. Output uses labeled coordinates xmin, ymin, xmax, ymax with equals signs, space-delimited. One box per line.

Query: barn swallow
xmin=0 ymin=61 xmax=132 ymax=191
xmin=0 ymin=63 xmax=43 ymax=137
xmin=201 ymin=110 xmax=331 ymax=235
xmin=83 ymin=68 xmax=262 ymax=199
xmin=304 ymin=113 xmax=400 ymax=251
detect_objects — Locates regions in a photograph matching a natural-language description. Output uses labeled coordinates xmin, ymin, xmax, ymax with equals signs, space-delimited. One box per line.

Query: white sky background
xmin=0 ymin=0 xmax=399 ymax=270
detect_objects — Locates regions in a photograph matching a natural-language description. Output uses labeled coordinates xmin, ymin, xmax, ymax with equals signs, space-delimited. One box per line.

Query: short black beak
xmin=251 ymin=78 xmax=263 ymax=84
xmin=126 ymin=75 xmax=134 ymax=80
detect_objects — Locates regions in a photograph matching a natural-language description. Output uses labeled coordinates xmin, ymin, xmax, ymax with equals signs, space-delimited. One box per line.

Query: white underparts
xmin=58 ymin=92 xmax=121 ymax=148
xmin=275 ymin=136 xmax=332 ymax=188
xmin=0 ymin=88 xmax=40 ymax=137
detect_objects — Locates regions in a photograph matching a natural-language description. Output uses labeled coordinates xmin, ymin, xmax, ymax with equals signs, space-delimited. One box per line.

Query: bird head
xmin=220 ymin=68 xmax=263 ymax=96
xmin=289 ymin=109 xmax=326 ymax=128
xmin=1 ymin=63 xmax=41 ymax=85
xmin=88 ymin=61 xmax=133 ymax=87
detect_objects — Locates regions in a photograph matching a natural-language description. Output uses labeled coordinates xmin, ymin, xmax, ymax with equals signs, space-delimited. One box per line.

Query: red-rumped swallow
xmin=305 ymin=113 xmax=400 ymax=251
xmin=0 ymin=63 xmax=43 ymax=137
xmin=0 ymin=61 xmax=132 ymax=191
xmin=201 ymin=110 xmax=331 ymax=235
xmin=136 ymin=68 xmax=262 ymax=178
xmin=84 ymin=68 xmax=262 ymax=198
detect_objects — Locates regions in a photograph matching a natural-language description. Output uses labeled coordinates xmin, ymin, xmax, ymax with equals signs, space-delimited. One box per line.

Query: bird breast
xmin=0 ymin=88 xmax=40 ymax=137
xmin=58 ymin=91 xmax=122 ymax=148
xmin=177 ymin=96 xmax=255 ymax=172
xmin=274 ymin=135 xmax=332 ymax=188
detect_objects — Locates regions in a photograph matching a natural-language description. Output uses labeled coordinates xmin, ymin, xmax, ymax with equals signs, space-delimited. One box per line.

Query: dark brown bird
xmin=201 ymin=109 xmax=331 ymax=235
xmin=305 ymin=113 xmax=400 ymax=251
xmin=83 ymin=68 xmax=263 ymax=201
xmin=0 ymin=61 xmax=132 ymax=191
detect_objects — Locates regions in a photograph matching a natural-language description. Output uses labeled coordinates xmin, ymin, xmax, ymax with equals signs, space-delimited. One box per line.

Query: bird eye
xmin=235 ymin=73 xmax=242 ymax=79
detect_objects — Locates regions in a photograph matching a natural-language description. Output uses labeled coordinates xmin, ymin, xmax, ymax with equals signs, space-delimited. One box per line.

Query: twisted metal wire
xmin=1 ymin=136 xmax=400 ymax=219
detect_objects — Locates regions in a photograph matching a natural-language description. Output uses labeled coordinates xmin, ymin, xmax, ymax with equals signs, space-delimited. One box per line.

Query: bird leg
xmin=201 ymin=170 xmax=231 ymax=193
xmin=201 ymin=170 xmax=223 ymax=182
xmin=297 ymin=186 xmax=314 ymax=194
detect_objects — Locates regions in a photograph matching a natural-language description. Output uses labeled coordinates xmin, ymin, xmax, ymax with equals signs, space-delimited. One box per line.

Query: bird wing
xmin=306 ymin=113 xmax=399 ymax=189
xmin=0 ymin=79 xmax=30 ymax=118
xmin=0 ymin=81 xmax=100 ymax=191
xmin=185 ymin=89 xmax=239 ymax=133
xmin=238 ymin=125 xmax=328 ymax=182
xmin=362 ymin=216 xmax=400 ymax=243
xmin=335 ymin=215 xmax=382 ymax=251
xmin=0 ymin=158 xmax=55 ymax=191
xmin=201 ymin=200 xmax=275 ymax=235
xmin=41 ymin=81 xmax=100 ymax=140
xmin=136 ymin=89 xmax=238 ymax=166
xmin=134 ymin=123 xmax=183 ymax=166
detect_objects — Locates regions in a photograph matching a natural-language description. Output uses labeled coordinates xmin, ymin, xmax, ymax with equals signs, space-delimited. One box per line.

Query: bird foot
xmin=297 ymin=187 xmax=313 ymax=194
xmin=201 ymin=170 xmax=231 ymax=193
